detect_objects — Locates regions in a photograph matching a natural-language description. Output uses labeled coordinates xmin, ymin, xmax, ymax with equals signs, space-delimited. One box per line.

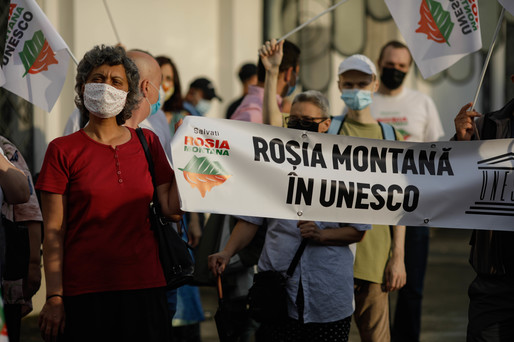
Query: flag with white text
xmin=385 ymin=0 xmax=482 ymax=78
xmin=1 ymin=0 xmax=70 ymax=111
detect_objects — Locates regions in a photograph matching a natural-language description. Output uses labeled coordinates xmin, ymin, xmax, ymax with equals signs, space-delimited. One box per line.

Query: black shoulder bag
xmin=136 ymin=128 xmax=194 ymax=289
xmin=246 ymin=238 xmax=308 ymax=323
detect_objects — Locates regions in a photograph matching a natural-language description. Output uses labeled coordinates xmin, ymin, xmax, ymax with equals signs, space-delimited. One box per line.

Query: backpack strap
xmin=378 ymin=121 xmax=397 ymax=141
xmin=329 ymin=114 xmax=397 ymax=141
xmin=328 ymin=115 xmax=345 ymax=135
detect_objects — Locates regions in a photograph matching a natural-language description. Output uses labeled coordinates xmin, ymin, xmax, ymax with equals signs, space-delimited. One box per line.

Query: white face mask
xmin=83 ymin=83 xmax=128 ymax=118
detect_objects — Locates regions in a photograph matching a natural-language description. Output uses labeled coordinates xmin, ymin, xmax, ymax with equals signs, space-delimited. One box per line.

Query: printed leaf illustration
xmin=19 ymin=30 xmax=58 ymax=77
xmin=415 ymin=0 xmax=454 ymax=46
xmin=179 ymin=156 xmax=231 ymax=198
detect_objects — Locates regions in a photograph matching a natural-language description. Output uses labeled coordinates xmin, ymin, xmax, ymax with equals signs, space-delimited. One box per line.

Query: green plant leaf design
xmin=19 ymin=30 xmax=45 ymax=76
xmin=427 ymin=0 xmax=454 ymax=46
xmin=179 ymin=156 xmax=228 ymax=175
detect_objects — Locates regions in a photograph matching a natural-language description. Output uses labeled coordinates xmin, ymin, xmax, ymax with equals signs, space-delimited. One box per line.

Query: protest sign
xmin=172 ymin=116 xmax=514 ymax=231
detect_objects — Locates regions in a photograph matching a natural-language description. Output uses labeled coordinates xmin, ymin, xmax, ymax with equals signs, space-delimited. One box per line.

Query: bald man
xmin=125 ymin=50 xmax=163 ymax=128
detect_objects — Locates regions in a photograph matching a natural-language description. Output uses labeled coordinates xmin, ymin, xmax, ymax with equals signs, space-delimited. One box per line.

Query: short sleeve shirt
xmin=231 ymin=85 xmax=283 ymax=123
xmin=238 ymin=216 xmax=371 ymax=323
xmin=36 ymin=128 xmax=172 ymax=296
xmin=371 ymin=88 xmax=444 ymax=142
xmin=337 ymin=118 xmax=401 ymax=284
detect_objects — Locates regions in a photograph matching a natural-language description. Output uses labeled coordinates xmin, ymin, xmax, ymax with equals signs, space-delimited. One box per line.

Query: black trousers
xmin=62 ymin=287 xmax=171 ymax=342
xmin=467 ymin=275 xmax=514 ymax=342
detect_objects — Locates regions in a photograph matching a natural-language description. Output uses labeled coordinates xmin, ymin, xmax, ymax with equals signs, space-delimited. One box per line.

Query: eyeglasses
xmin=285 ymin=116 xmax=328 ymax=127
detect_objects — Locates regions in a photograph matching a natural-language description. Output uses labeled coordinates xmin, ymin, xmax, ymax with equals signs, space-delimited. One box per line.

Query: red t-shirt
xmin=36 ymin=128 xmax=173 ymax=296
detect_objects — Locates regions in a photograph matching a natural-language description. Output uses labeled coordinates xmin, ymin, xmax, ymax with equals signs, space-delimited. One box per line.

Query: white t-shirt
xmin=370 ymin=87 xmax=444 ymax=142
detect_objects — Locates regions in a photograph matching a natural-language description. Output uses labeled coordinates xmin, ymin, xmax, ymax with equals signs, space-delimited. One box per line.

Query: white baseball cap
xmin=338 ymin=54 xmax=377 ymax=76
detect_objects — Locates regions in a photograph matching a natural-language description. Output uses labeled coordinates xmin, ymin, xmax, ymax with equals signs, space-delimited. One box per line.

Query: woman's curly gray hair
xmin=292 ymin=90 xmax=330 ymax=118
xmin=74 ymin=45 xmax=140 ymax=125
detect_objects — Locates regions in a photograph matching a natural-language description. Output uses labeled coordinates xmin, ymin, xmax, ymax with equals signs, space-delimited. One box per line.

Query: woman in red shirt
xmin=36 ymin=45 xmax=181 ymax=342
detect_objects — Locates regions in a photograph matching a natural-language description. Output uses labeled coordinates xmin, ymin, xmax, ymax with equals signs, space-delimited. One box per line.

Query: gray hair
xmin=292 ymin=90 xmax=330 ymax=118
xmin=74 ymin=45 xmax=141 ymax=126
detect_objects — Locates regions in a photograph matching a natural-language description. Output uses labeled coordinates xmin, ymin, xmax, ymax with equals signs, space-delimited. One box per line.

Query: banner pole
xmin=66 ymin=48 xmax=79 ymax=66
xmin=277 ymin=0 xmax=349 ymax=42
xmin=471 ymin=7 xmax=505 ymax=111
xmin=103 ymin=0 xmax=122 ymax=44
xmin=469 ymin=7 xmax=504 ymax=140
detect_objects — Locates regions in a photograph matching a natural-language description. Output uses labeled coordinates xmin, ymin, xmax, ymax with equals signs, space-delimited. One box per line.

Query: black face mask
xmin=287 ymin=118 xmax=320 ymax=132
xmin=380 ymin=67 xmax=406 ymax=90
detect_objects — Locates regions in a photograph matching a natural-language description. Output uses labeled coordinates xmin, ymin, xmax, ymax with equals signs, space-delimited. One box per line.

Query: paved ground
xmin=21 ymin=227 xmax=475 ymax=341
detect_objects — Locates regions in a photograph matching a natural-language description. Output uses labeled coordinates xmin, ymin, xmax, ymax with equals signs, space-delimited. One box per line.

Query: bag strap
xmin=330 ymin=114 xmax=397 ymax=141
xmin=136 ymin=128 xmax=188 ymax=233
xmin=378 ymin=121 xmax=397 ymax=141
xmin=286 ymin=239 xmax=308 ymax=277
xmin=328 ymin=115 xmax=345 ymax=135
xmin=136 ymin=128 xmax=158 ymax=201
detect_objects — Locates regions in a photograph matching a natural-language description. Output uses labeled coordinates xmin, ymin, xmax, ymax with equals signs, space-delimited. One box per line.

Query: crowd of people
xmin=0 ymin=34 xmax=512 ymax=342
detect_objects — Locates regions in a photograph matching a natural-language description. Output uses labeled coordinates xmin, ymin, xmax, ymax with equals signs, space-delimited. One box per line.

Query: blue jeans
xmin=166 ymin=288 xmax=178 ymax=319
xmin=392 ymin=226 xmax=430 ymax=342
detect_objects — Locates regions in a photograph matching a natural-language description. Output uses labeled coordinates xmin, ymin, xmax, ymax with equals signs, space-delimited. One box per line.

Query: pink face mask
xmin=83 ymin=83 xmax=128 ymax=118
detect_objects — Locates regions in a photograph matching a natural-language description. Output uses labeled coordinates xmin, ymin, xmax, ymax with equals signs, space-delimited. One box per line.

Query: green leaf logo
xmin=416 ymin=0 xmax=454 ymax=46
xmin=19 ymin=30 xmax=58 ymax=77
xmin=179 ymin=156 xmax=231 ymax=198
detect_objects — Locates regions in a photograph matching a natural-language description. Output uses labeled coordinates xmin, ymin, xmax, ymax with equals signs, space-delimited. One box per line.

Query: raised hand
xmin=259 ymin=39 xmax=283 ymax=72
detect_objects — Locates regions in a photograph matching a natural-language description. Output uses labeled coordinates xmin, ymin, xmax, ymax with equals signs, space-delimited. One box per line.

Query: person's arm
xmin=454 ymin=102 xmax=482 ymax=141
xmin=23 ymin=221 xmax=42 ymax=301
xmin=38 ymin=192 xmax=66 ymax=341
xmin=0 ymin=154 xmax=29 ymax=204
xmin=260 ymin=39 xmax=284 ymax=127
xmin=208 ymin=219 xmax=259 ymax=276
xmin=384 ymin=224 xmax=406 ymax=292
xmin=298 ymin=221 xmax=366 ymax=246
xmin=187 ymin=212 xmax=202 ymax=247
xmin=156 ymin=177 xmax=183 ymax=221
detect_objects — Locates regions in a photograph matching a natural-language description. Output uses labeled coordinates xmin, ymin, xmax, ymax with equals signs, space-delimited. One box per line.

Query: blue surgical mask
xmin=146 ymin=82 xmax=162 ymax=116
xmin=195 ymin=99 xmax=211 ymax=116
xmin=340 ymin=89 xmax=372 ymax=111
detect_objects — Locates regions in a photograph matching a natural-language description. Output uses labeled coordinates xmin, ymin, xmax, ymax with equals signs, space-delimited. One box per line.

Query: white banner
xmin=171 ymin=116 xmax=514 ymax=231
xmin=385 ymin=0 xmax=482 ymax=79
xmin=1 ymin=0 xmax=70 ymax=112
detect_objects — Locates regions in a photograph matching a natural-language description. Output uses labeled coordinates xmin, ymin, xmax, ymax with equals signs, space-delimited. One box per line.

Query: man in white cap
xmin=329 ymin=54 xmax=406 ymax=342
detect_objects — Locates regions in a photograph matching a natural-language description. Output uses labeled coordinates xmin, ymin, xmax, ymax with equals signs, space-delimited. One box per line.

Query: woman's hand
xmin=39 ymin=296 xmax=65 ymax=342
xmin=208 ymin=250 xmax=232 ymax=276
xmin=298 ymin=221 xmax=323 ymax=242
